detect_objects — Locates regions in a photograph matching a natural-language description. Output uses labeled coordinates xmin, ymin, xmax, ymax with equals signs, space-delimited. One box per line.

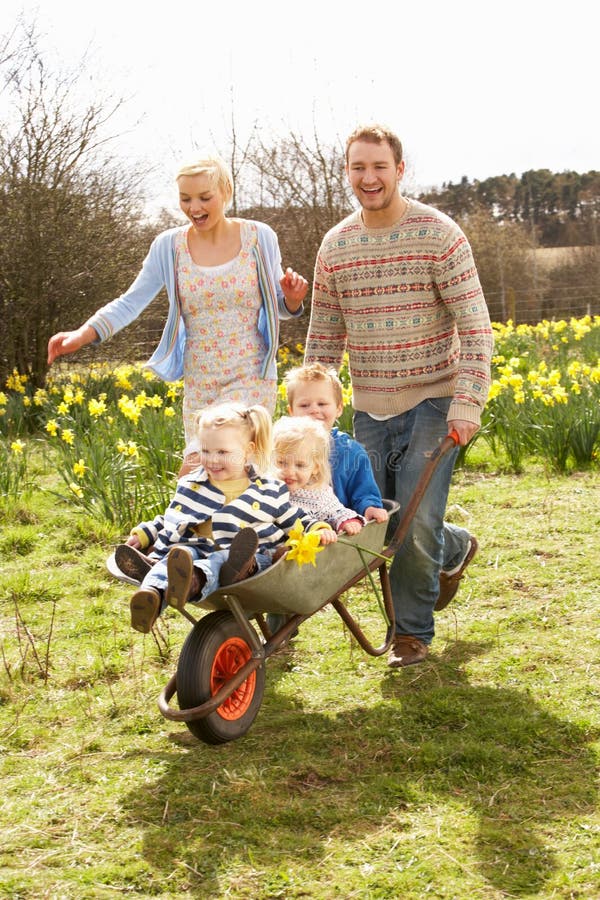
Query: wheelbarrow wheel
xmin=176 ymin=610 xmax=265 ymax=745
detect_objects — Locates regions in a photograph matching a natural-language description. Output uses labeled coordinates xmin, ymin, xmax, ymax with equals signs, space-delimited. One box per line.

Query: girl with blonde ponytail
xmin=115 ymin=401 xmax=336 ymax=633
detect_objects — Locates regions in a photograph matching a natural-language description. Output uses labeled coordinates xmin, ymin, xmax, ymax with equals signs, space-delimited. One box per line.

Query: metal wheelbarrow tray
xmin=151 ymin=433 xmax=459 ymax=745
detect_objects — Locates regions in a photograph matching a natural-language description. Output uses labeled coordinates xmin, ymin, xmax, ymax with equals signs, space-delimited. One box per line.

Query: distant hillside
xmin=533 ymin=247 xmax=582 ymax=270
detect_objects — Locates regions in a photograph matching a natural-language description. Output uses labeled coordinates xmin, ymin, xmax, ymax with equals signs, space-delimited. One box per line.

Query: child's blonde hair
xmin=272 ymin=416 xmax=331 ymax=485
xmin=195 ymin=402 xmax=272 ymax=472
xmin=284 ymin=362 xmax=343 ymax=408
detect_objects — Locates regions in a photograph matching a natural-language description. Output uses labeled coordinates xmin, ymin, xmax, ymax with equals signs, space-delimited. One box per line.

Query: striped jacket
xmin=132 ymin=466 xmax=324 ymax=557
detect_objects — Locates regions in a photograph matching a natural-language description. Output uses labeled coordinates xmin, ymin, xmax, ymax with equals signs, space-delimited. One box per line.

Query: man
xmin=305 ymin=124 xmax=493 ymax=668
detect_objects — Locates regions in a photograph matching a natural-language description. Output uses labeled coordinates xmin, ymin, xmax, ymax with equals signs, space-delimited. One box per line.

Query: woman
xmin=47 ymin=155 xmax=307 ymax=472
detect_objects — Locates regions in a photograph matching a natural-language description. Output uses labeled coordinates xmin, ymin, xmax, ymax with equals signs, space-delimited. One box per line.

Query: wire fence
xmin=484 ymin=284 xmax=599 ymax=325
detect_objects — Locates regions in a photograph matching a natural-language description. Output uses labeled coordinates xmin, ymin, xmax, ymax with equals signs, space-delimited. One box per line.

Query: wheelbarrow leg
xmin=330 ymin=563 xmax=396 ymax=657
xmin=220 ymin=594 xmax=264 ymax=654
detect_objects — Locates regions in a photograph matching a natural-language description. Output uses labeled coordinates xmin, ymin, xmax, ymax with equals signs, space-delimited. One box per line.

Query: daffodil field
xmin=485 ymin=314 xmax=600 ymax=472
xmin=1 ymin=315 xmax=599 ymax=525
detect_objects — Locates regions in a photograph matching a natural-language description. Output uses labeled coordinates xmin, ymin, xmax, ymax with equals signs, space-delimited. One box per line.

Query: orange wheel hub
xmin=210 ymin=637 xmax=256 ymax=720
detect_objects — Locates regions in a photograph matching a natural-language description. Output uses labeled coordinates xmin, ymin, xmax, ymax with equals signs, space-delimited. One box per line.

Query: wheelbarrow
xmin=108 ymin=432 xmax=459 ymax=744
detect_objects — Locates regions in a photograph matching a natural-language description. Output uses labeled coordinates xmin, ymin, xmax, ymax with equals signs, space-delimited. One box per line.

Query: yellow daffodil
xmin=166 ymin=381 xmax=182 ymax=401
xmin=284 ymin=520 xmax=325 ymax=568
xmin=11 ymin=439 xmax=26 ymax=454
xmin=118 ymin=395 xmax=141 ymax=424
xmin=6 ymin=369 xmax=28 ymax=393
xmin=116 ymin=438 xmax=139 ymax=457
xmin=113 ymin=365 xmax=135 ymax=390
xmin=73 ymin=458 xmax=87 ymax=478
xmin=88 ymin=397 xmax=107 ymax=417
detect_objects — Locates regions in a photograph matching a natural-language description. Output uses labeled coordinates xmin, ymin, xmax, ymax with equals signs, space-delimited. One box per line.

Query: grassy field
xmin=1 ymin=452 xmax=599 ymax=899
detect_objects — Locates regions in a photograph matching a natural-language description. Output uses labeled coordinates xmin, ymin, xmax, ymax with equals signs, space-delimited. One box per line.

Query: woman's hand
xmin=47 ymin=324 xmax=97 ymax=364
xmin=280 ymin=267 xmax=308 ymax=311
xmin=178 ymin=451 xmax=202 ymax=478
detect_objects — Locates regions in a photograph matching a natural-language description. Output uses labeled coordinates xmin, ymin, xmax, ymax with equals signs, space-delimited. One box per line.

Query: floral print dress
xmin=175 ymin=222 xmax=277 ymax=445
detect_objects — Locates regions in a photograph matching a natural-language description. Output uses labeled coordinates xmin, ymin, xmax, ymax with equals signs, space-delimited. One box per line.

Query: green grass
xmin=1 ymin=459 xmax=599 ymax=899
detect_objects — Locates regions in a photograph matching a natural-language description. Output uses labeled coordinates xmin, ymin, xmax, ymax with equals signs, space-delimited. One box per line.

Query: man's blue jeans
xmin=354 ymin=399 xmax=470 ymax=645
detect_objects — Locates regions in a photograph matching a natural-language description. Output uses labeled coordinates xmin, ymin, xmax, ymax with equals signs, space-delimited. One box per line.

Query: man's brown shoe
xmin=166 ymin=546 xmax=205 ymax=611
xmin=435 ymin=536 xmax=479 ymax=611
xmin=220 ymin=528 xmax=259 ymax=586
xmin=388 ymin=635 xmax=429 ymax=668
xmin=130 ymin=588 xmax=161 ymax=633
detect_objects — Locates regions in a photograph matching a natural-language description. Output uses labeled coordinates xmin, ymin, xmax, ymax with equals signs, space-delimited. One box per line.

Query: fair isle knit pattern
xmin=305 ymin=201 xmax=494 ymax=424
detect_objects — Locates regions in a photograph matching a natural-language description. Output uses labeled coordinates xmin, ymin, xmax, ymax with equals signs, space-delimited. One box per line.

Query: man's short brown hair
xmin=345 ymin=124 xmax=403 ymax=166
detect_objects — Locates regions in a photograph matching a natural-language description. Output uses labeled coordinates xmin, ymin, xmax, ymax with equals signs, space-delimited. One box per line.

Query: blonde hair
xmin=284 ymin=362 xmax=343 ymax=408
xmin=195 ymin=402 xmax=272 ymax=473
xmin=176 ymin=155 xmax=234 ymax=206
xmin=272 ymin=416 xmax=331 ymax=485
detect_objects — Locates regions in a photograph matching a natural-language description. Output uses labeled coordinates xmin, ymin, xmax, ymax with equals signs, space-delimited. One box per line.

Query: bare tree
xmin=245 ymin=128 xmax=351 ymax=241
xmin=0 ymin=21 xmax=157 ymax=386
xmin=239 ymin=129 xmax=352 ymax=345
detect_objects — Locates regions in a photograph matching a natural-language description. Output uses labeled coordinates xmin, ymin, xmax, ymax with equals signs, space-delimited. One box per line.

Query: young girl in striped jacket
xmin=115 ymin=401 xmax=336 ymax=633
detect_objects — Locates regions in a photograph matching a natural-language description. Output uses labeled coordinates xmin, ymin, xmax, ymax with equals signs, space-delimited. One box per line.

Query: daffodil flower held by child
xmin=114 ymin=401 xmax=336 ymax=634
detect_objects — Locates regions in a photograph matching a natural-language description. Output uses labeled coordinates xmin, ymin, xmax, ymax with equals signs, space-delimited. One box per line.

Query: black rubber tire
xmin=176 ymin=610 xmax=265 ymax=744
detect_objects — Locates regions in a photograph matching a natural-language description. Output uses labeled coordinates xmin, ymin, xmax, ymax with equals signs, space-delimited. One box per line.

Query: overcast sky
xmin=3 ymin=0 xmax=597 ymax=214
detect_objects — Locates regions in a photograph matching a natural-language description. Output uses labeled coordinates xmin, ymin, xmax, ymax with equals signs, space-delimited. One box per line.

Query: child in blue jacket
xmin=284 ymin=362 xmax=388 ymax=523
